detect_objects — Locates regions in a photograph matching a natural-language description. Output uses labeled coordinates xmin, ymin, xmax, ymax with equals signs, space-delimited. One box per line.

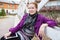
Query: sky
xmin=0 ymin=0 xmax=21 ymax=4
xmin=0 ymin=0 xmax=21 ymax=2
xmin=9 ymin=0 xmax=21 ymax=2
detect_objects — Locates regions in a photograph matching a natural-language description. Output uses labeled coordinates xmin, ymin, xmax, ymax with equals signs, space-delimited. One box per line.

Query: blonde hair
xmin=27 ymin=2 xmax=38 ymax=8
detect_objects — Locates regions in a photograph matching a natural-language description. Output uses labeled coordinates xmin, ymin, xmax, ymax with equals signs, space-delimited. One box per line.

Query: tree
xmin=0 ymin=8 xmax=6 ymax=16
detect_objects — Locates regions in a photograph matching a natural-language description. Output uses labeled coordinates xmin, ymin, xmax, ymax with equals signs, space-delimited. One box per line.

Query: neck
xmin=29 ymin=12 xmax=38 ymax=18
xmin=29 ymin=13 xmax=35 ymax=15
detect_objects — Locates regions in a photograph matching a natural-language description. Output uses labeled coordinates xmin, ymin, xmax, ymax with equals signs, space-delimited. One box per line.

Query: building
xmin=38 ymin=0 xmax=60 ymax=26
xmin=39 ymin=0 xmax=60 ymax=12
xmin=0 ymin=0 xmax=19 ymax=15
xmin=38 ymin=0 xmax=60 ymax=16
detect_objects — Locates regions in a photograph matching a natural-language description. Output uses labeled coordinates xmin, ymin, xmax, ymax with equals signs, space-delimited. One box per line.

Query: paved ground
xmin=0 ymin=15 xmax=15 ymax=38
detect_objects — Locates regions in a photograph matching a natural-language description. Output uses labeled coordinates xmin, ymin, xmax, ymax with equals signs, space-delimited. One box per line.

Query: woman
xmin=1 ymin=2 xmax=57 ymax=40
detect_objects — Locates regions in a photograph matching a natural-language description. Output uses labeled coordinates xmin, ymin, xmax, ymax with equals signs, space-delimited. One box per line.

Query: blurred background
xmin=0 ymin=0 xmax=60 ymax=40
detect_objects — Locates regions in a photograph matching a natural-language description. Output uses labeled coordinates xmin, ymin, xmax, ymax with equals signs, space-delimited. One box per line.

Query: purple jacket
xmin=9 ymin=13 xmax=57 ymax=35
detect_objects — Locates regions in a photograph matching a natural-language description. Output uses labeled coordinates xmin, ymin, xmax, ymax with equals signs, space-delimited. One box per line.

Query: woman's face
xmin=27 ymin=4 xmax=37 ymax=15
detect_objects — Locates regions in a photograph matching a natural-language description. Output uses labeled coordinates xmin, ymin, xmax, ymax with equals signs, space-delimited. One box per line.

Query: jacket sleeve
xmin=9 ymin=14 xmax=27 ymax=33
xmin=42 ymin=15 xmax=57 ymax=27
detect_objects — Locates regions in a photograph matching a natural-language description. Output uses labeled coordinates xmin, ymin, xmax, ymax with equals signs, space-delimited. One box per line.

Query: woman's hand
xmin=38 ymin=24 xmax=48 ymax=37
xmin=4 ymin=32 xmax=11 ymax=39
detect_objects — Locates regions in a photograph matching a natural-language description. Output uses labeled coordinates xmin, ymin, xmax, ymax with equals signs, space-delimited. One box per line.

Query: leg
xmin=0 ymin=36 xmax=6 ymax=40
xmin=16 ymin=31 xmax=33 ymax=40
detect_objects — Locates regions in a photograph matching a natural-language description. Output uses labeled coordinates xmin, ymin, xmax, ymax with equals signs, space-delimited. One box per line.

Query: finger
xmin=38 ymin=32 xmax=40 ymax=36
xmin=4 ymin=34 xmax=8 ymax=39
xmin=38 ymin=32 xmax=42 ymax=37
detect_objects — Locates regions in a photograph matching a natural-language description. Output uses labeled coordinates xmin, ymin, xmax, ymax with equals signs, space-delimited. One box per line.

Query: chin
xmin=30 ymin=13 xmax=35 ymax=15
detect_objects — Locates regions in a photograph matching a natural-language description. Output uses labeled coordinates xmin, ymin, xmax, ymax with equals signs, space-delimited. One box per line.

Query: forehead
xmin=28 ymin=4 xmax=36 ymax=8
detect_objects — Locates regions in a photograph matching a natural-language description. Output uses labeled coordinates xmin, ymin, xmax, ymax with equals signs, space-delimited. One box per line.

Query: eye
xmin=31 ymin=7 xmax=34 ymax=9
xmin=28 ymin=7 xmax=34 ymax=9
xmin=28 ymin=7 xmax=31 ymax=9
